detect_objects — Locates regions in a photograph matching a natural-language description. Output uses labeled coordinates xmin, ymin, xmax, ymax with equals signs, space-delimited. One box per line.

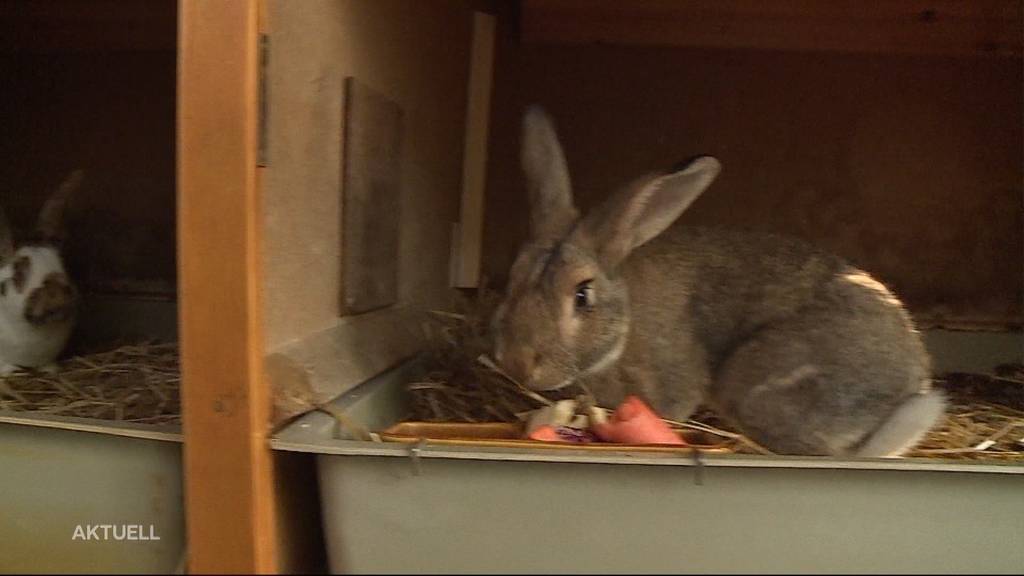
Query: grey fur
xmin=493 ymin=107 xmax=944 ymax=457
xmin=521 ymin=106 xmax=579 ymax=242
xmin=854 ymin=390 xmax=947 ymax=457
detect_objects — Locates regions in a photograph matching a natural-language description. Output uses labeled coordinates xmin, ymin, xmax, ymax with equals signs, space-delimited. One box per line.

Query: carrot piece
xmin=527 ymin=425 xmax=563 ymax=442
xmin=592 ymin=396 xmax=686 ymax=445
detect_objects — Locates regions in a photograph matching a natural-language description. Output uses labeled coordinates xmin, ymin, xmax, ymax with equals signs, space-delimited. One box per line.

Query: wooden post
xmin=452 ymin=11 xmax=496 ymax=288
xmin=178 ymin=0 xmax=278 ymax=572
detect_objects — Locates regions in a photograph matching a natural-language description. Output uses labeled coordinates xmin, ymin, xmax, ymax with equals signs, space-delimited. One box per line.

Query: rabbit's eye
xmin=574 ymin=281 xmax=594 ymax=311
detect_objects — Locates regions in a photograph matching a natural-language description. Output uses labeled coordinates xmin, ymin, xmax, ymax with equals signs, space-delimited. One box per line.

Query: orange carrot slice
xmin=592 ymin=396 xmax=686 ymax=445
xmin=527 ymin=425 xmax=563 ymax=442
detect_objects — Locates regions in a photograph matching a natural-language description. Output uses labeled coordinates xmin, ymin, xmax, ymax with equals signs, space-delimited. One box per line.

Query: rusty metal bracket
xmin=691 ymin=448 xmax=705 ymax=486
xmin=408 ymin=438 xmax=427 ymax=476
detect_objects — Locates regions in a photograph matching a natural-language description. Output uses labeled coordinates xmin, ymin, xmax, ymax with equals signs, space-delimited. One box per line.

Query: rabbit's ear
xmin=584 ymin=156 xmax=720 ymax=268
xmin=36 ymin=169 xmax=83 ymax=242
xmin=521 ymin=106 xmax=578 ymax=242
xmin=0 ymin=205 xmax=14 ymax=263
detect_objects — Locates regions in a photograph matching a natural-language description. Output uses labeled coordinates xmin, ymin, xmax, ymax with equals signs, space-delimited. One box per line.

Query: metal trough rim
xmin=271 ymin=347 xmax=1024 ymax=476
xmin=0 ymin=411 xmax=182 ymax=443
xmin=271 ymin=421 xmax=1024 ymax=475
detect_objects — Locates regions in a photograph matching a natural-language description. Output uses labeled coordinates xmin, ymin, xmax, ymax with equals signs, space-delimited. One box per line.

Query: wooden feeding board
xmin=379 ymin=421 xmax=732 ymax=453
xmin=339 ymin=77 xmax=404 ymax=315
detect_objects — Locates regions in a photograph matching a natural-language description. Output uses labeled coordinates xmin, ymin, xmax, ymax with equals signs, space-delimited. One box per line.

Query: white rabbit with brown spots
xmin=490 ymin=107 xmax=944 ymax=457
xmin=0 ymin=170 xmax=82 ymax=375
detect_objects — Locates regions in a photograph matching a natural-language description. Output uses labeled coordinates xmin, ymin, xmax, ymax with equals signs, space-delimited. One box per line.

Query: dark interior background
xmin=0 ymin=1 xmax=178 ymax=348
xmin=0 ymin=1 xmax=177 ymax=297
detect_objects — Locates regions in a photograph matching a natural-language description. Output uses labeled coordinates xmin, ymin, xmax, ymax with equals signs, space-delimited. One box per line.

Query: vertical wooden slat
xmin=452 ymin=11 xmax=496 ymax=288
xmin=178 ymin=0 xmax=278 ymax=572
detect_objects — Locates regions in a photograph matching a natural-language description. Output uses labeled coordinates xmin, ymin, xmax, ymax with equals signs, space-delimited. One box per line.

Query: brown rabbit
xmin=491 ymin=107 xmax=945 ymax=457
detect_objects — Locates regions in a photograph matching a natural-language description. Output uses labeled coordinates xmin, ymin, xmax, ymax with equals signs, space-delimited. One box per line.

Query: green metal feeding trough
xmin=273 ymin=329 xmax=1024 ymax=574
xmin=0 ymin=295 xmax=184 ymax=574
xmin=0 ymin=414 xmax=184 ymax=574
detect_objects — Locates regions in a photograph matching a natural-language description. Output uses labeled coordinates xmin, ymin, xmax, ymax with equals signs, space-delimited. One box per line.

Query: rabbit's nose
xmin=505 ymin=348 xmax=541 ymax=384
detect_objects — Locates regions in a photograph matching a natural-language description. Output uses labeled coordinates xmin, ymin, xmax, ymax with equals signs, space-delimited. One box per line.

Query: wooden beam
xmin=178 ymin=0 xmax=278 ymax=573
xmin=452 ymin=11 xmax=497 ymax=288
xmin=521 ymin=0 xmax=1023 ymax=58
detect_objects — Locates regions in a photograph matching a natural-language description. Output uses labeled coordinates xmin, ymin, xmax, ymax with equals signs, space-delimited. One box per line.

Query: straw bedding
xmin=0 ymin=342 xmax=180 ymax=426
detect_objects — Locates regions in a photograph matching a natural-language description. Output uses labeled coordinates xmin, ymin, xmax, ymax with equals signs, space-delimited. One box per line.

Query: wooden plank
xmin=339 ymin=77 xmax=404 ymax=315
xmin=178 ymin=0 xmax=278 ymax=573
xmin=266 ymin=303 xmax=433 ymax=429
xmin=452 ymin=11 xmax=497 ymax=288
xmin=522 ymin=0 xmax=1023 ymax=58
